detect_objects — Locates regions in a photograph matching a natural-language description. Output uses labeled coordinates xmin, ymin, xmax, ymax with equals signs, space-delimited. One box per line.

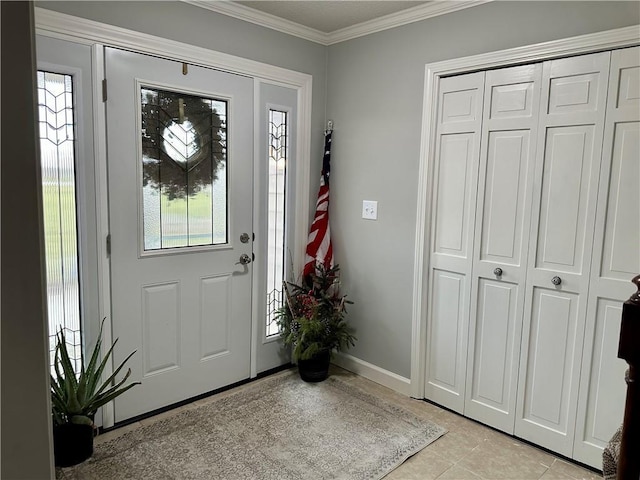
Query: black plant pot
xmin=53 ymin=422 xmax=94 ymax=467
xmin=298 ymin=350 xmax=331 ymax=382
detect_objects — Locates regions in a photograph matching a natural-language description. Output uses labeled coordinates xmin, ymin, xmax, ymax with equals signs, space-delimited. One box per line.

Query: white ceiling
xmin=186 ymin=0 xmax=489 ymax=44
xmin=236 ymin=1 xmax=429 ymax=33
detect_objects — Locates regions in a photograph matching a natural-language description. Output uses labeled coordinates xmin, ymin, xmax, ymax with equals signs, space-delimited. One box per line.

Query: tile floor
xmin=95 ymin=367 xmax=603 ymax=480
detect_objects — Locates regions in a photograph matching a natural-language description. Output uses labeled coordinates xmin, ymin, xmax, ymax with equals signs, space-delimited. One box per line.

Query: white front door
xmin=105 ymin=48 xmax=254 ymax=422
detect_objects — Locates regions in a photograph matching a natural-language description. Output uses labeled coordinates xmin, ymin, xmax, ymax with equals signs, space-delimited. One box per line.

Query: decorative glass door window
xmin=37 ymin=71 xmax=82 ymax=374
xmin=266 ymin=109 xmax=288 ymax=337
xmin=141 ymin=87 xmax=228 ymax=251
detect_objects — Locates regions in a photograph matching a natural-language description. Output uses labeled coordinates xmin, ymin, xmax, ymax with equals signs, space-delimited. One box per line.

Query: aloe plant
xmin=51 ymin=319 xmax=140 ymax=426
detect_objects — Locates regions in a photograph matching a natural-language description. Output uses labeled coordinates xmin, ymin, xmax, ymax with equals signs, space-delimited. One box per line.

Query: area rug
xmin=58 ymin=371 xmax=446 ymax=480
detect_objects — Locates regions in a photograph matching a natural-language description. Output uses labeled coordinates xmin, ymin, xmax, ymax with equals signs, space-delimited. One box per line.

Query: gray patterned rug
xmin=58 ymin=371 xmax=446 ymax=480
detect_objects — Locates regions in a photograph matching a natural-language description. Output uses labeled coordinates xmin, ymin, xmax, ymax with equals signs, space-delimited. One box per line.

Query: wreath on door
xmin=141 ymin=89 xmax=226 ymax=200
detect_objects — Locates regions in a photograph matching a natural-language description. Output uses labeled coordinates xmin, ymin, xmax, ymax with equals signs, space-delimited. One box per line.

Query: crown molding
xmin=184 ymin=0 xmax=330 ymax=44
xmin=183 ymin=0 xmax=491 ymax=46
xmin=326 ymin=0 xmax=491 ymax=45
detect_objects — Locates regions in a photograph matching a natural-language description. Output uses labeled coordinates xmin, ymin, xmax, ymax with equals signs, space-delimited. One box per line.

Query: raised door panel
xmin=535 ymin=126 xmax=595 ymax=274
xmin=465 ymin=64 xmax=541 ymax=433
xmin=479 ymin=130 xmax=532 ymax=266
xmin=517 ymin=51 xmax=610 ymax=457
xmin=466 ymin=279 xmax=520 ymax=431
xmin=426 ymin=269 xmax=467 ymax=413
xmin=576 ymin=300 xmax=627 ymax=454
xmin=600 ymin=123 xmax=640 ymax=281
xmin=433 ymin=134 xmax=474 ymax=259
xmin=518 ymin=287 xmax=580 ymax=456
xmin=574 ymin=46 xmax=640 ymax=468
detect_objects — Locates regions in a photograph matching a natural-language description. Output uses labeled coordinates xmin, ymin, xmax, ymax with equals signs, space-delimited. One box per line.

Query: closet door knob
xmin=551 ymin=276 xmax=562 ymax=286
xmin=493 ymin=268 xmax=503 ymax=277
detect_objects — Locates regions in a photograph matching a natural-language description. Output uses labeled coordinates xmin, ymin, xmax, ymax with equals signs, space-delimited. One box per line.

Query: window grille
xmin=266 ymin=110 xmax=288 ymax=337
xmin=141 ymin=87 xmax=228 ymax=251
xmin=38 ymin=71 xmax=82 ymax=374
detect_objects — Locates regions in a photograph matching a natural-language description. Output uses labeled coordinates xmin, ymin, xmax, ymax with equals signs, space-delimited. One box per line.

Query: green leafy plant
xmin=51 ymin=319 xmax=140 ymax=427
xmin=276 ymin=264 xmax=356 ymax=361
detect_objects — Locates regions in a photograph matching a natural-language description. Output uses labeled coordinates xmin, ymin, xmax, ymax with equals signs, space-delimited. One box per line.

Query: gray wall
xmin=1 ymin=2 xmax=55 ymax=478
xmin=37 ymin=0 xmax=329 ymax=213
xmin=326 ymin=1 xmax=640 ymax=378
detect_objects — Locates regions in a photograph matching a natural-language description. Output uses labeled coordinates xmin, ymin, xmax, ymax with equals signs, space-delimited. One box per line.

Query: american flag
xmin=303 ymin=128 xmax=333 ymax=278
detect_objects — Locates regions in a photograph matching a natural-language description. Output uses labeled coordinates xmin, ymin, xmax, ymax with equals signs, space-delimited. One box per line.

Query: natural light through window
xmin=266 ymin=109 xmax=288 ymax=337
xmin=38 ymin=70 xmax=82 ymax=374
xmin=141 ymin=87 xmax=228 ymax=251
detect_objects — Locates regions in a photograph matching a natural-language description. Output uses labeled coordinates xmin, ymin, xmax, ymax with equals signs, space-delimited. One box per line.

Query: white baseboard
xmin=332 ymin=352 xmax=411 ymax=397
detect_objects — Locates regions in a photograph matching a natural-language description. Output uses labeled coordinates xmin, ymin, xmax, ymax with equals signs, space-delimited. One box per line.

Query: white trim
xmin=250 ymin=77 xmax=261 ymax=380
xmin=91 ymin=44 xmax=116 ymax=429
xmin=34 ymin=8 xmax=312 ymax=88
xmin=184 ymin=0 xmax=489 ymax=46
xmin=332 ymin=352 xmax=411 ymax=397
xmin=184 ymin=0 xmax=328 ymax=45
xmin=326 ymin=1 xmax=491 ymax=45
xmin=411 ymin=25 xmax=640 ymax=400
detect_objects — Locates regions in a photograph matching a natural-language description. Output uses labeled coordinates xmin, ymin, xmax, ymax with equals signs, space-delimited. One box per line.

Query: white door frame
xmin=35 ymin=7 xmax=313 ymax=428
xmin=411 ymin=25 xmax=640 ymax=399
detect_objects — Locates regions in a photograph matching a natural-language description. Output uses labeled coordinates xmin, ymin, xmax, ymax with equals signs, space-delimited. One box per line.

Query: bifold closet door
xmin=573 ymin=46 xmax=640 ymax=467
xmin=425 ymin=72 xmax=484 ymax=413
xmin=515 ymin=51 xmax=611 ymax=457
xmin=464 ymin=64 xmax=542 ymax=433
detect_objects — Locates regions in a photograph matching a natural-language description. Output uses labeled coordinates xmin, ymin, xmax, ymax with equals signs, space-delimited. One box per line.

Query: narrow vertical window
xmin=266 ymin=110 xmax=288 ymax=337
xmin=38 ymin=71 xmax=82 ymax=373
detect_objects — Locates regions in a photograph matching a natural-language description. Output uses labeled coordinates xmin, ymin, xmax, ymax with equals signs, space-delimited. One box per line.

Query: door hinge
xmin=106 ymin=234 xmax=111 ymax=256
xmin=102 ymin=79 xmax=107 ymax=102
xmin=252 ymin=252 xmax=255 ymax=262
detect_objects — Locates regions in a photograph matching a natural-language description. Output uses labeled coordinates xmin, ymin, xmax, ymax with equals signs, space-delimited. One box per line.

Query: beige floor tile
xmin=483 ymin=435 xmax=556 ymax=469
xmin=385 ymin=449 xmax=454 ymax=480
xmin=436 ymin=464 xmax=484 ymax=479
xmin=457 ymin=440 xmax=549 ymax=479
xmin=549 ymin=459 xmax=602 ymax=480
xmin=539 ymin=468 xmax=575 ymax=480
xmin=428 ymin=431 xmax=483 ymax=463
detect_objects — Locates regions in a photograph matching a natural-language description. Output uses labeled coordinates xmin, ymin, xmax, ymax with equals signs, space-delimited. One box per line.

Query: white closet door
xmin=425 ymin=72 xmax=484 ymax=413
xmin=573 ymin=46 xmax=640 ymax=468
xmin=465 ymin=64 xmax=542 ymax=433
xmin=515 ymin=52 xmax=611 ymax=456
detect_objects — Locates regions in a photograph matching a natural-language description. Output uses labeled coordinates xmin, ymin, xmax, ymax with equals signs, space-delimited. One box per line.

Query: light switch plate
xmin=362 ymin=200 xmax=378 ymax=220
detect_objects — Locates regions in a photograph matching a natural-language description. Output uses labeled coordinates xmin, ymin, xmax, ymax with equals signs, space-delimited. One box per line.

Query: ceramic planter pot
xmin=298 ymin=349 xmax=331 ymax=382
xmin=53 ymin=422 xmax=94 ymax=467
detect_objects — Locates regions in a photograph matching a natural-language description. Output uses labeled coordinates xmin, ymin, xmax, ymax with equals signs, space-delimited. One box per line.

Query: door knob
xmin=551 ymin=276 xmax=562 ymax=286
xmin=236 ymin=254 xmax=252 ymax=265
xmin=493 ymin=267 xmax=503 ymax=277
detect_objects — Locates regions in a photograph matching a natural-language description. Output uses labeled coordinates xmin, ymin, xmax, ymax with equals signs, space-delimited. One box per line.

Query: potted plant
xmin=50 ymin=319 xmax=140 ymax=467
xmin=276 ymin=264 xmax=356 ymax=382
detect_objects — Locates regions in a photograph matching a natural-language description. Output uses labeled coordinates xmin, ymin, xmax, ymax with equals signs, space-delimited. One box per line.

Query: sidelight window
xmin=38 ymin=71 xmax=82 ymax=373
xmin=266 ymin=109 xmax=288 ymax=337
